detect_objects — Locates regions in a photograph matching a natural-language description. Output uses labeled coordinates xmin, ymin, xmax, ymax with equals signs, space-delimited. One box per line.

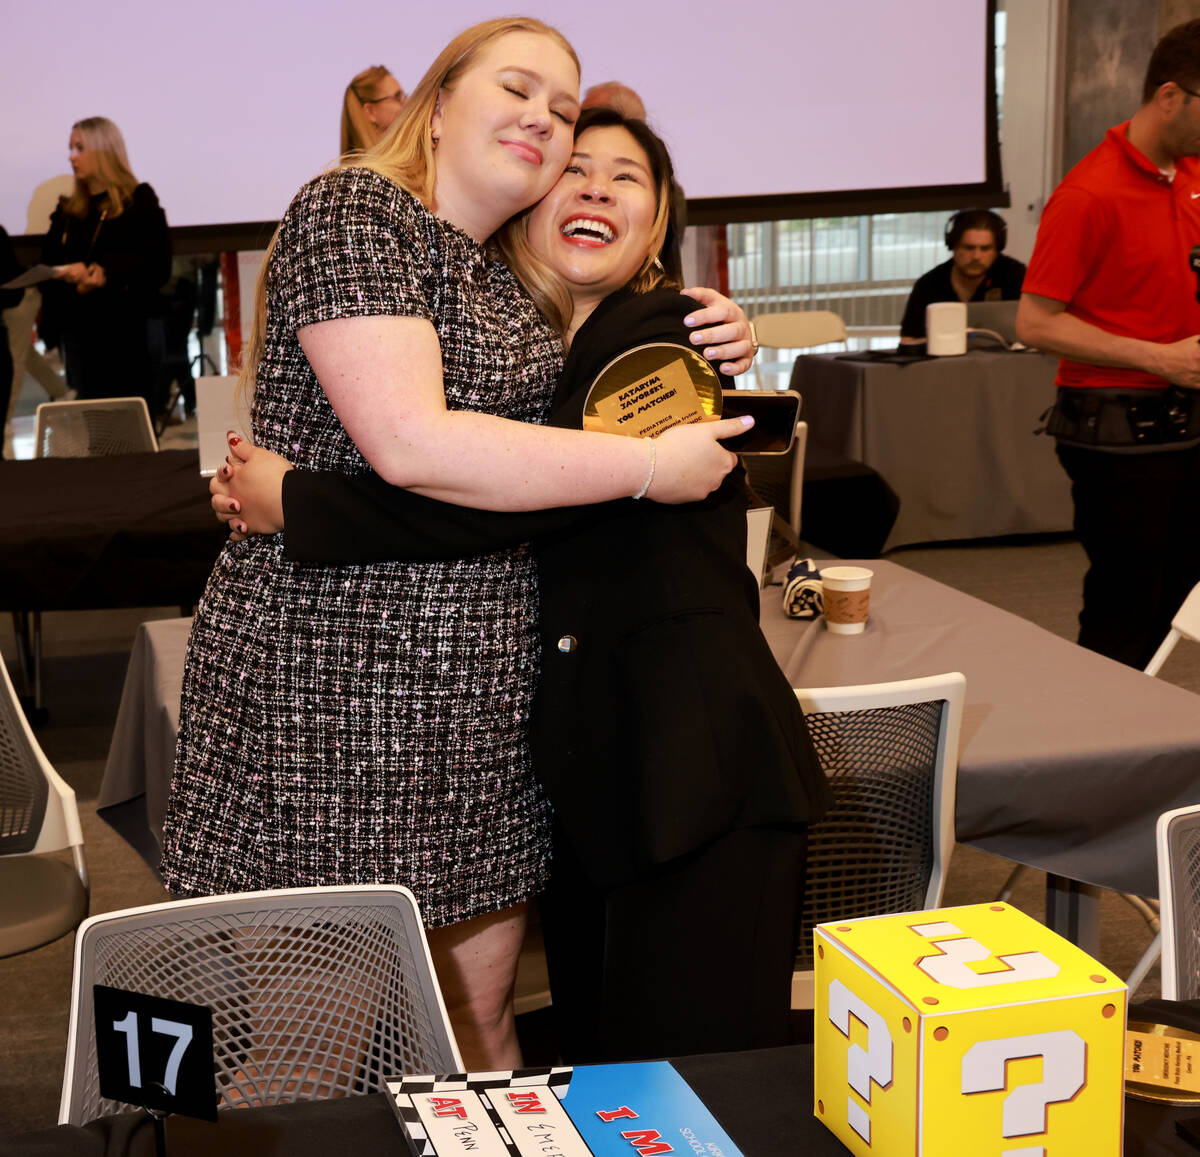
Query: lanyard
xmin=62 ymin=201 xmax=109 ymax=263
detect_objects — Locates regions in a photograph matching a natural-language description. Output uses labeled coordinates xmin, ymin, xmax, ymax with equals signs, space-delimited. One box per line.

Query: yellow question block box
xmin=813 ymin=902 xmax=1125 ymax=1157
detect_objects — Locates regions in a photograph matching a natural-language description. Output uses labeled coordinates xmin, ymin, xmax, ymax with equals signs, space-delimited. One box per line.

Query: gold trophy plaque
xmin=1125 ymin=1020 xmax=1200 ymax=1104
xmin=582 ymin=343 xmax=722 ymax=438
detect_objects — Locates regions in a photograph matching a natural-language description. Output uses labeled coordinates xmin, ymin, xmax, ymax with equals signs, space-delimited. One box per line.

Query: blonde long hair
xmin=62 ymin=117 xmax=139 ymax=219
xmin=340 ymin=65 xmax=401 ymax=155
xmin=239 ymin=17 xmax=579 ymax=397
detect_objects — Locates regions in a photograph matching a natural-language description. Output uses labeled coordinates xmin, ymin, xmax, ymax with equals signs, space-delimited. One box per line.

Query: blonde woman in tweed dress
xmin=161 ymin=18 xmax=752 ymax=1070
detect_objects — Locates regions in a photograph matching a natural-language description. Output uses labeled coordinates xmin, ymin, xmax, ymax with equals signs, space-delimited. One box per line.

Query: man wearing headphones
xmin=898 ymin=209 xmax=1026 ymax=343
xmin=1018 ymin=19 xmax=1200 ymax=669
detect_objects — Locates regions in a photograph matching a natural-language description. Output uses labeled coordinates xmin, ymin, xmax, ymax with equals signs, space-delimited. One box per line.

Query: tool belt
xmin=1046 ymin=386 xmax=1200 ymax=448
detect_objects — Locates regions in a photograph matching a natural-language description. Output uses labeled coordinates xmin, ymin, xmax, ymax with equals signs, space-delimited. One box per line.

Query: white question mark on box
xmin=827 ymin=978 xmax=894 ymax=1144
xmin=912 ymin=920 xmax=1060 ymax=988
xmin=961 ymin=1030 xmax=1086 ymax=1157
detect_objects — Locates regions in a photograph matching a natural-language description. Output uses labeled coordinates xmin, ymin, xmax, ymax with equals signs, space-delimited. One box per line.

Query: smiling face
xmin=429 ymin=30 xmax=580 ymax=237
xmin=527 ymin=124 xmax=662 ymax=309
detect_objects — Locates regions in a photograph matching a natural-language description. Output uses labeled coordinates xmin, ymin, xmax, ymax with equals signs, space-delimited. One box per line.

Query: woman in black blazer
xmin=0 ymin=226 xmax=23 ymax=455
xmin=215 ymin=108 xmax=829 ymax=1062
xmin=40 ymin=117 xmax=170 ymax=405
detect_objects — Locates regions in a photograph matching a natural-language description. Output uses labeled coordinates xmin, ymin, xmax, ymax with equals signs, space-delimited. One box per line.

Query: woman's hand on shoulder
xmin=209 ymin=433 xmax=293 ymax=540
xmin=646 ymin=415 xmax=753 ymax=503
xmin=681 ymin=286 xmax=756 ymax=377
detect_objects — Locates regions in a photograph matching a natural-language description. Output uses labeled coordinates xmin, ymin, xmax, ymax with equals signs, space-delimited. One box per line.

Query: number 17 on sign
xmin=93 ymin=985 xmax=217 ymax=1124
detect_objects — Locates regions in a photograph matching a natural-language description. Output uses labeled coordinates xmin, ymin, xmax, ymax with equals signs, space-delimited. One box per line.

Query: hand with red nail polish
xmin=207 ymin=433 xmax=294 ymax=538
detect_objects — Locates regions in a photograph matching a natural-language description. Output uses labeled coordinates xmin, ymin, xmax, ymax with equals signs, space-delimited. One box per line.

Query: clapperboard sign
xmin=386 ymin=1061 xmax=743 ymax=1157
xmin=93 ymin=985 xmax=218 ymax=1121
xmin=582 ymin=343 xmax=722 ymax=440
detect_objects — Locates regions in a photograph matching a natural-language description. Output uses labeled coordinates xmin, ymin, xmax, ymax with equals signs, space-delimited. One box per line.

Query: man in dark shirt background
xmin=899 ymin=209 xmax=1026 ymax=343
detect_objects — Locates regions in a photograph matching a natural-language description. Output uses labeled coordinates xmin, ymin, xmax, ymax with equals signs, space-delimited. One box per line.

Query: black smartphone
xmin=719 ymin=390 xmax=801 ymax=454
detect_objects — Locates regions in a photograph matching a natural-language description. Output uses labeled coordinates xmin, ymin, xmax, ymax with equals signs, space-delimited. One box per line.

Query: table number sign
xmin=813 ymin=902 xmax=1125 ymax=1156
xmin=387 ymin=1061 xmax=743 ymax=1157
xmin=93 ymin=984 xmax=217 ymax=1121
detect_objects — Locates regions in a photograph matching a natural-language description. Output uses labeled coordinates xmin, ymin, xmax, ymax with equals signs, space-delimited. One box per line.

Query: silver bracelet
xmin=632 ymin=440 xmax=657 ymax=500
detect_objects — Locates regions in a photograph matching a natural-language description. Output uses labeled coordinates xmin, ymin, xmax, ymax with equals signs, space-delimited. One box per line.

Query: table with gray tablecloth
xmin=792 ymin=350 xmax=1072 ymax=550
xmin=97 ymin=616 xmax=193 ymax=869
xmin=100 ymin=560 xmax=1200 ymax=945
xmin=759 ymin=559 xmax=1200 ymax=907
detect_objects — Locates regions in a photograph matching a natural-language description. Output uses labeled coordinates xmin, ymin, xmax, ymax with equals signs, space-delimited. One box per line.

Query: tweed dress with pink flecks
xmin=161 ymin=167 xmax=561 ymax=926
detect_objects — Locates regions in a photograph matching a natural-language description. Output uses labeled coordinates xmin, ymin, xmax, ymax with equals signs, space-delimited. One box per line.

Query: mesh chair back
xmin=34 ymin=398 xmax=158 ymax=458
xmin=0 ymin=653 xmax=49 ymax=855
xmin=793 ymin=673 xmax=965 ymax=971
xmin=1157 ymin=806 xmax=1200 ymax=1001
xmin=60 ymin=886 xmax=462 ymax=1124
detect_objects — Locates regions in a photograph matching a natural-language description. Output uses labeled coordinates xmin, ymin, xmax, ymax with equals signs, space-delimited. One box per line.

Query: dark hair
xmin=944 ymin=208 xmax=1007 ymax=252
xmin=572 ymin=105 xmax=684 ymax=289
xmin=1143 ymin=19 xmax=1200 ymax=103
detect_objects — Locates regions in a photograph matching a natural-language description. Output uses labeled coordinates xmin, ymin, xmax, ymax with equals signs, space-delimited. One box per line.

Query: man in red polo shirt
xmin=1018 ymin=19 xmax=1200 ymax=669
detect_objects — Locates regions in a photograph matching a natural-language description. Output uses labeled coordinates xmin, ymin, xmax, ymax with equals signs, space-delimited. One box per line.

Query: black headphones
xmin=944 ymin=208 xmax=1007 ymax=252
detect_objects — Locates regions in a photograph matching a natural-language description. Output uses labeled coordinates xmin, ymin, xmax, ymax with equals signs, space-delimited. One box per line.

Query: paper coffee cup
xmin=821 ymin=566 xmax=873 ymax=634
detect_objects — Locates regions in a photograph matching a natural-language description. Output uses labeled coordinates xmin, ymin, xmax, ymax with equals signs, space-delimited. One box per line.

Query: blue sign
xmin=561 ymin=1062 xmax=743 ymax=1157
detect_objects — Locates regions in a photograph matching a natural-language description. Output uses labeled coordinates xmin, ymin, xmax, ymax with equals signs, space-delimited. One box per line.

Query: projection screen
xmin=2 ymin=0 xmax=999 ymax=241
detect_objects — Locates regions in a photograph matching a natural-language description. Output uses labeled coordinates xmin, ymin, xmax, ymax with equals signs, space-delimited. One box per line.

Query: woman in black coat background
xmin=213 ymin=108 xmax=829 ymax=1062
xmin=41 ymin=117 xmax=170 ymax=406
xmin=0 ymin=226 xmax=23 ymax=455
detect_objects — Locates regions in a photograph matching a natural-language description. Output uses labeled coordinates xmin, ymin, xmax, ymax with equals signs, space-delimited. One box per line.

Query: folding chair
xmin=752 ymin=310 xmax=847 ymax=388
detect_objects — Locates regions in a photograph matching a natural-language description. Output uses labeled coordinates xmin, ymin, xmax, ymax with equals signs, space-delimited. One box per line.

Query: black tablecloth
xmin=743 ymin=442 xmax=900 ymax=559
xmin=0 ymin=1047 xmax=849 ymax=1156
xmin=0 ymin=450 xmax=226 ymax=611
xmin=1 ymin=1044 xmax=1192 ymax=1156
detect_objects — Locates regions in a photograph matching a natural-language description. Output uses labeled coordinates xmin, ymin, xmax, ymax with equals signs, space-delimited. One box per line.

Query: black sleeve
xmin=282 ymin=289 xmax=719 ymax=565
xmin=39 ymin=208 xmax=71 ymax=350
xmin=283 ymin=469 xmax=593 ymax=563
xmin=101 ymin=184 xmax=171 ymax=294
xmin=41 ymin=203 xmax=68 ymax=265
xmin=0 ymin=228 xmax=22 ymax=312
